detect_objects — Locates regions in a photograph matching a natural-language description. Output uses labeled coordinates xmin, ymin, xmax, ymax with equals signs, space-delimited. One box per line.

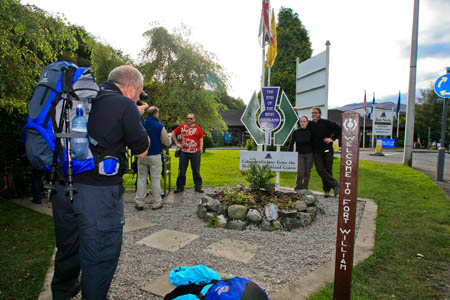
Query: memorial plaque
xmin=333 ymin=111 xmax=361 ymax=300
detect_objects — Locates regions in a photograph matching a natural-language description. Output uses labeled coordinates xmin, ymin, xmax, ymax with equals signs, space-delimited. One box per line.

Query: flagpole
xmin=396 ymin=91 xmax=401 ymax=141
xmin=391 ymin=107 xmax=394 ymax=139
xmin=372 ymin=105 xmax=376 ymax=148
xmin=363 ymin=90 xmax=367 ymax=149
xmin=268 ymin=67 xmax=271 ymax=86
xmin=363 ymin=113 xmax=366 ymax=149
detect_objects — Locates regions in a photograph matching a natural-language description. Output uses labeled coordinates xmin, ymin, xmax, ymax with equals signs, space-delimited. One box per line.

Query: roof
xmin=220 ymin=110 xmax=244 ymax=127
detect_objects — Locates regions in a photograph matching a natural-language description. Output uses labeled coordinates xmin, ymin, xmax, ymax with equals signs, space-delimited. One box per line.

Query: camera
xmin=137 ymin=91 xmax=148 ymax=106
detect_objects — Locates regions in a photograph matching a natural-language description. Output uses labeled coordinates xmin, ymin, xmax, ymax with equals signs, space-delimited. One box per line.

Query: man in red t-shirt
xmin=172 ymin=113 xmax=204 ymax=193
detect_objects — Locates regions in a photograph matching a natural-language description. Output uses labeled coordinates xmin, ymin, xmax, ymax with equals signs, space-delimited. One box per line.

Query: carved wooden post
xmin=333 ymin=111 xmax=361 ymax=300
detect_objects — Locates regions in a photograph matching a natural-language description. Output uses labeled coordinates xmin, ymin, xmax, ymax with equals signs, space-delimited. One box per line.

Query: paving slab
xmin=141 ymin=264 xmax=192 ymax=297
xmin=163 ymin=191 xmax=185 ymax=205
xmin=11 ymin=198 xmax=52 ymax=216
xmin=123 ymin=216 xmax=155 ymax=233
xmin=137 ymin=229 xmax=199 ymax=252
xmin=205 ymin=238 xmax=262 ymax=263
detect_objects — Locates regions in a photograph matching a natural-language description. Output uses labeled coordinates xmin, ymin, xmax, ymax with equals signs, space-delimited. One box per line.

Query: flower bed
xmin=196 ymin=186 xmax=326 ymax=231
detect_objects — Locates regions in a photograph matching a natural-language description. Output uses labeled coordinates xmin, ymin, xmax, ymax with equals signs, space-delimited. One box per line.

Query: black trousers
xmin=313 ymin=151 xmax=338 ymax=192
xmin=295 ymin=153 xmax=313 ymax=190
xmin=176 ymin=151 xmax=202 ymax=189
xmin=51 ymin=182 xmax=124 ymax=300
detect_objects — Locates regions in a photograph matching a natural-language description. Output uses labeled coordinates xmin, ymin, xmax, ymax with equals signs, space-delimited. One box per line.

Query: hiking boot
xmin=324 ymin=191 xmax=330 ymax=198
xmin=334 ymin=183 xmax=339 ymax=197
xmin=195 ymin=188 xmax=204 ymax=193
xmin=134 ymin=205 xmax=144 ymax=211
xmin=174 ymin=188 xmax=184 ymax=193
xmin=151 ymin=203 xmax=162 ymax=210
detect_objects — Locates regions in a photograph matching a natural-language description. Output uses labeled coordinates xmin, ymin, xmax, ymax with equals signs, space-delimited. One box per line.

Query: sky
xmin=22 ymin=0 xmax=450 ymax=108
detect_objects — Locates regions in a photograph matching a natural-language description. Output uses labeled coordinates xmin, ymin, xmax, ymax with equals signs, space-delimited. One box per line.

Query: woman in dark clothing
xmin=288 ymin=115 xmax=313 ymax=190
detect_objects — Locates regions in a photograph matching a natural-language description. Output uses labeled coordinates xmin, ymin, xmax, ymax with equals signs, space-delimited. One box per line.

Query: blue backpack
xmin=164 ymin=265 xmax=269 ymax=300
xmin=23 ymin=61 xmax=98 ymax=176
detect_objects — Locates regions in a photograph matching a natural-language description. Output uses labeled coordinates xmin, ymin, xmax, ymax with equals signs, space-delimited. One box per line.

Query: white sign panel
xmin=295 ymin=43 xmax=330 ymax=119
xmin=239 ymin=151 xmax=298 ymax=172
xmin=373 ymin=110 xmax=394 ymax=136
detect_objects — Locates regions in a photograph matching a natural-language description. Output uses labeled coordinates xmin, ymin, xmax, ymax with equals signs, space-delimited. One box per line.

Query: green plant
xmin=0 ymin=98 xmax=30 ymax=193
xmin=207 ymin=213 xmax=219 ymax=227
xmin=215 ymin=187 xmax=255 ymax=207
xmin=242 ymin=162 xmax=275 ymax=195
xmin=245 ymin=138 xmax=256 ymax=150
xmin=270 ymin=195 xmax=293 ymax=209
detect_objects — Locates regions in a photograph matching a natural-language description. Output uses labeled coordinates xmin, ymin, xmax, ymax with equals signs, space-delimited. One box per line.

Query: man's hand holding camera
xmin=137 ymin=101 xmax=148 ymax=115
xmin=137 ymin=91 xmax=149 ymax=115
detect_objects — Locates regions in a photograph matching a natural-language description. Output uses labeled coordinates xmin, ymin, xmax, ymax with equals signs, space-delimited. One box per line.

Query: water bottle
xmin=71 ymin=104 xmax=88 ymax=160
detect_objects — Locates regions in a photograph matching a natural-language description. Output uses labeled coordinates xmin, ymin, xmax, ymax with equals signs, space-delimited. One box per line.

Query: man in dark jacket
xmin=308 ymin=107 xmax=341 ymax=197
xmin=51 ymin=65 xmax=150 ymax=300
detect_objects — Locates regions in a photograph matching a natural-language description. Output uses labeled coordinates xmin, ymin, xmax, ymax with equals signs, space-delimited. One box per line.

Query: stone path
xmin=13 ymin=188 xmax=376 ymax=300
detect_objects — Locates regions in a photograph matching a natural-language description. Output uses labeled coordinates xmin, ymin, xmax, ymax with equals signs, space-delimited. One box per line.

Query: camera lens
xmin=139 ymin=91 xmax=148 ymax=101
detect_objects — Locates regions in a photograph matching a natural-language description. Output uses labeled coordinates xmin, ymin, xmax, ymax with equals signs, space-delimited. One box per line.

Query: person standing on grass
xmin=308 ymin=106 xmax=341 ymax=198
xmin=172 ymin=113 xmax=204 ymax=193
xmin=288 ymin=115 xmax=313 ymax=191
xmin=135 ymin=106 xmax=171 ymax=211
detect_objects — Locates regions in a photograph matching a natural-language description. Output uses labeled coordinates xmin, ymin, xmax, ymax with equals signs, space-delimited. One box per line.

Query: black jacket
xmin=307 ymin=118 xmax=341 ymax=153
xmin=75 ymin=81 xmax=149 ymax=185
xmin=288 ymin=128 xmax=312 ymax=154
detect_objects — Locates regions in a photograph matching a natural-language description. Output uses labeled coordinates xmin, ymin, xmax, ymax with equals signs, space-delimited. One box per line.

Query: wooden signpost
xmin=333 ymin=111 xmax=361 ymax=300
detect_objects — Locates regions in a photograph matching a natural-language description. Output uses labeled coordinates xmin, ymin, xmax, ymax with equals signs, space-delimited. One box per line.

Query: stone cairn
xmin=196 ymin=189 xmax=326 ymax=231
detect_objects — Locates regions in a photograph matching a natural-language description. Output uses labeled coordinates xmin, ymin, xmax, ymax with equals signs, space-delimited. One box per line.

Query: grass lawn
xmin=0 ymin=200 xmax=55 ymax=300
xmin=2 ymin=149 xmax=449 ymax=299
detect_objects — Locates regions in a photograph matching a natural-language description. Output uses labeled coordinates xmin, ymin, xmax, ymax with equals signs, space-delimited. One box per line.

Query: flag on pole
xmin=258 ymin=0 xmax=272 ymax=48
xmin=363 ymin=90 xmax=367 ymax=114
xmin=368 ymin=93 xmax=375 ymax=119
xmin=396 ymin=91 xmax=401 ymax=118
xmin=266 ymin=9 xmax=277 ymax=67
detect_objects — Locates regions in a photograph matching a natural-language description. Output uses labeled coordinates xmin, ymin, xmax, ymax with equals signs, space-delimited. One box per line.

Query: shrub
xmin=242 ymin=162 xmax=275 ymax=195
xmin=207 ymin=213 xmax=219 ymax=227
xmin=203 ymin=135 xmax=214 ymax=148
xmin=245 ymin=138 xmax=256 ymax=150
xmin=0 ymin=98 xmax=30 ymax=193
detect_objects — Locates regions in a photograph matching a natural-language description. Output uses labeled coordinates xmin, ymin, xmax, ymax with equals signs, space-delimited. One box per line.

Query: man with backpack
xmin=135 ymin=106 xmax=171 ymax=210
xmin=51 ymin=65 xmax=149 ymax=300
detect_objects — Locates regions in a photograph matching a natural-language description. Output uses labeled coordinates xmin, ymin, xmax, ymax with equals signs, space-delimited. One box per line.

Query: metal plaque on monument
xmin=333 ymin=111 xmax=361 ymax=300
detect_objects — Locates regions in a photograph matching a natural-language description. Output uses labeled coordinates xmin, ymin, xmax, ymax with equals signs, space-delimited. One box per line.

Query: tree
xmin=58 ymin=25 xmax=96 ymax=67
xmin=217 ymin=91 xmax=246 ymax=111
xmin=415 ymin=86 xmax=450 ymax=146
xmin=266 ymin=7 xmax=312 ymax=104
xmin=91 ymin=42 xmax=131 ymax=84
xmin=139 ymin=26 xmax=227 ymax=134
xmin=0 ymin=0 xmax=78 ymax=100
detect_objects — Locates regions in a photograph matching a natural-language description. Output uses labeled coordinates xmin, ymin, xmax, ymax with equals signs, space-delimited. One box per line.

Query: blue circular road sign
xmin=434 ymin=74 xmax=450 ymax=98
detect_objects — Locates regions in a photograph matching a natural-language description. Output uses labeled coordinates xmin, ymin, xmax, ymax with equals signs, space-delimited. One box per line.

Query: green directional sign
xmin=241 ymin=92 xmax=265 ymax=145
xmin=274 ymin=91 xmax=298 ymax=145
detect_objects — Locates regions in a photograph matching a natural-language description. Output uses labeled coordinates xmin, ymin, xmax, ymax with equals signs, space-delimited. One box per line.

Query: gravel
xmin=107 ymin=187 xmax=366 ymax=299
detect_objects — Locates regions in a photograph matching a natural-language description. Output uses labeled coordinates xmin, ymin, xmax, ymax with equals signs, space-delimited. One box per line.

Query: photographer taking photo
xmin=50 ymin=65 xmax=150 ymax=300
